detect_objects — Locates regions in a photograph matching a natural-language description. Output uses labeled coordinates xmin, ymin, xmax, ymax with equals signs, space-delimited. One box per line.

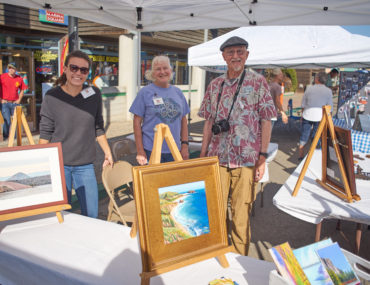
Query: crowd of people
xmin=0 ymin=37 xmax=342 ymax=254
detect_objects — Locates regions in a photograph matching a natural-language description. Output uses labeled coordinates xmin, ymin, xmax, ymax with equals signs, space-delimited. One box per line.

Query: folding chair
xmin=111 ymin=138 xmax=136 ymax=162
xmin=102 ymin=161 xmax=136 ymax=226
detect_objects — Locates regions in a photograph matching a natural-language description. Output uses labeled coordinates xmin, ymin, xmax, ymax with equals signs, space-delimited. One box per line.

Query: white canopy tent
xmin=188 ymin=26 xmax=370 ymax=69
xmin=1 ymin=0 xmax=370 ymax=32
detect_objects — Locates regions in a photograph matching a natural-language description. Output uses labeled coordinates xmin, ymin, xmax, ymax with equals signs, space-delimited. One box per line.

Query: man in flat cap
xmin=198 ymin=36 xmax=276 ymax=255
xmin=0 ymin=62 xmax=27 ymax=140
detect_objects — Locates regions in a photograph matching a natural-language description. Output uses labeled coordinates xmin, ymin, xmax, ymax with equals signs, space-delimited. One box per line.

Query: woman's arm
xmin=180 ymin=116 xmax=189 ymax=160
xmin=96 ymin=134 xmax=113 ymax=168
xmin=133 ymin=114 xmax=147 ymax=165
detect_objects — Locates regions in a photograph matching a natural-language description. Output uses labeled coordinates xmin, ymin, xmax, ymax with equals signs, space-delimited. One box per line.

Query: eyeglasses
xmin=225 ymin=49 xmax=246 ymax=57
xmin=68 ymin=64 xmax=89 ymax=75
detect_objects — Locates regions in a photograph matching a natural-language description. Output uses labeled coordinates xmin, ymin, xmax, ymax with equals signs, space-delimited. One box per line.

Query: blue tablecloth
xmin=333 ymin=118 xmax=370 ymax=153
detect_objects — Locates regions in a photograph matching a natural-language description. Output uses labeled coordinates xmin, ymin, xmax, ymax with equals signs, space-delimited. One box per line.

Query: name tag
xmin=81 ymin=87 xmax=95 ymax=99
xmin=153 ymin=97 xmax=164 ymax=105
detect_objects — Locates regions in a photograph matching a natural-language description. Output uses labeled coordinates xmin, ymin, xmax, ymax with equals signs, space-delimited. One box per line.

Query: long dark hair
xmin=54 ymin=50 xmax=92 ymax=86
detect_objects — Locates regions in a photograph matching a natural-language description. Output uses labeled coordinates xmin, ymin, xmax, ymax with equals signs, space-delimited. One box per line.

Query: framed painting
xmin=0 ymin=143 xmax=69 ymax=220
xmin=132 ymin=156 xmax=231 ymax=282
xmin=321 ymin=125 xmax=359 ymax=200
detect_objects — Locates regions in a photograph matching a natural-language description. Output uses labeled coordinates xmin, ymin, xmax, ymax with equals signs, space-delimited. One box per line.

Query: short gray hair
xmin=271 ymin=68 xmax=282 ymax=77
xmin=316 ymin=72 xmax=327 ymax=84
xmin=144 ymin=55 xmax=174 ymax=82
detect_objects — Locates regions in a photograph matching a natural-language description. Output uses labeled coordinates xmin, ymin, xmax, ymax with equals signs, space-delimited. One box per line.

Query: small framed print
xmin=0 ymin=143 xmax=68 ymax=217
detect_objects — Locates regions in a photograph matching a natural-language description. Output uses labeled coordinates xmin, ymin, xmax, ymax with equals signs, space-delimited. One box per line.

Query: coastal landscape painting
xmin=0 ymin=144 xmax=67 ymax=214
xmin=158 ymin=181 xmax=210 ymax=244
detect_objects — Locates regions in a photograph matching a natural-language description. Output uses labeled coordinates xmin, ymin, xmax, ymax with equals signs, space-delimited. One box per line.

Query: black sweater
xmin=39 ymin=86 xmax=105 ymax=165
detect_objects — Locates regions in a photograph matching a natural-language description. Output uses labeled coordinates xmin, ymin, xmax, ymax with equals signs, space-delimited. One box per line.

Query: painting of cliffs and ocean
xmin=158 ymin=181 xmax=210 ymax=244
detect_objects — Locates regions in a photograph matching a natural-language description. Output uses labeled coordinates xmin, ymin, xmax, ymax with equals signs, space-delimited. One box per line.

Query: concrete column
xmin=119 ymin=33 xmax=138 ymax=120
xmin=191 ymin=67 xmax=205 ymax=108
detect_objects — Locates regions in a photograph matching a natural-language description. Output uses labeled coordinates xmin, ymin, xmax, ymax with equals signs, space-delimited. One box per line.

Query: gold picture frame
xmin=132 ymin=156 xmax=231 ymax=284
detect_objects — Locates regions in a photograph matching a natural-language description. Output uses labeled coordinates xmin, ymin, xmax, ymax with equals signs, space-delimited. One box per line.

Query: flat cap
xmin=220 ymin=36 xmax=248 ymax=51
xmin=8 ymin=62 xmax=16 ymax=69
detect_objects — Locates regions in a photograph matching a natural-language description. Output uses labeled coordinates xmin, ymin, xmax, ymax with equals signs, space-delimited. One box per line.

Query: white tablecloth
xmin=0 ymin=212 xmax=276 ymax=285
xmin=273 ymin=150 xmax=370 ymax=225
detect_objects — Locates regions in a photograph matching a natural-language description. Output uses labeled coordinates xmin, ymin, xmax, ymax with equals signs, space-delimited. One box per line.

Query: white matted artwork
xmin=0 ymin=143 xmax=68 ymax=215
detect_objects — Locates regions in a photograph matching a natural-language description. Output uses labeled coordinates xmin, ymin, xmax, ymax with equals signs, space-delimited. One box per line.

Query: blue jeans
xmin=144 ymin=149 xmax=174 ymax=163
xmin=64 ymin=164 xmax=98 ymax=218
xmin=1 ymin=102 xmax=19 ymax=139
xmin=299 ymin=118 xmax=319 ymax=147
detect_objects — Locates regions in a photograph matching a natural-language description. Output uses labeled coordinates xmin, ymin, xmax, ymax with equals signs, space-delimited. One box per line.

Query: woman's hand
xmin=103 ymin=153 xmax=114 ymax=168
xmin=136 ymin=151 xmax=148 ymax=165
xmin=181 ymin=144 xmax=189 ymax=160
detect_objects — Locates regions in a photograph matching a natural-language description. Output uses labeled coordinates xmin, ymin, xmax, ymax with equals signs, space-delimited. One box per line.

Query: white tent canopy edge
xmin=188 ymin=26 xmax=370 ymax=69
xmin=1 ymin=0 xmax=370 ymax=32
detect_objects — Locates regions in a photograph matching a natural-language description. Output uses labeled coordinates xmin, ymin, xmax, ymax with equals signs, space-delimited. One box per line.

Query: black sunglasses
xmin=68 ymin=64 xmax=89 ymax=75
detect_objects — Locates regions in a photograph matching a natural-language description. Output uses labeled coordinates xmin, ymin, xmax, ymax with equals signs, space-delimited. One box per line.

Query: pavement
xmin=1 ymin=95 xmax=369 ymax=277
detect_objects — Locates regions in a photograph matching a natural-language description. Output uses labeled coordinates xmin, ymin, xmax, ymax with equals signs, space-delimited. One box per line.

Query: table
xmin=0 ymin=212 xmax=276 ymax=285
xmin=273 ymin=150 xmax=370 ymax=252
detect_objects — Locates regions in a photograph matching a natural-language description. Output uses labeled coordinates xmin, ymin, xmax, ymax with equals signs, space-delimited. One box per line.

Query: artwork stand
xmin=0 ymin=143 xmax=71 ymax=223
xmin=0 ymin=111 xmax=4 ymax=141
xmin=135 ymin=123 xmax=230 ymax=285
xmin=0 ymin=204 xmax=71 ymax=223
xmin=292 ymin=106 xmax=359 ymax=203
xmin=8 ymin=106 xmax=35 ymax=147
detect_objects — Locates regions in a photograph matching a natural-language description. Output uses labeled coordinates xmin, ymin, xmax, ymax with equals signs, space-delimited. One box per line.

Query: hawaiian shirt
xmin=198 ymin=70 xmax=276 ymax=168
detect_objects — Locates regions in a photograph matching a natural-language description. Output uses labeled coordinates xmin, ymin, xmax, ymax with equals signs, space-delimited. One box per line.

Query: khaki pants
xmin=219 ymin=166 xmax=257 ymax=256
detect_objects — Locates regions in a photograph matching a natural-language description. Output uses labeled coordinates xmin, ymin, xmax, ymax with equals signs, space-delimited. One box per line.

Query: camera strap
xmin=215 ymin=69 xmax=246 ymax=122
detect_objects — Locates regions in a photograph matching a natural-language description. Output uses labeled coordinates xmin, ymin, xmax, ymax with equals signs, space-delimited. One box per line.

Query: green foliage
xmin=282 ymin=69 xmax=298 ymax=92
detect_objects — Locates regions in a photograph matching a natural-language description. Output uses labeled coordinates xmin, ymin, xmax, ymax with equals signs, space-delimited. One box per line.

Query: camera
xmin=212 ymin=119 xmax=230 ymax=135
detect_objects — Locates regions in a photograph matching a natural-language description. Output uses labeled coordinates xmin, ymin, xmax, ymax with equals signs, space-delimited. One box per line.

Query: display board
xmin=338 ymin=71 xmax=370 ymax=110
xmin=322 ymin=126 xmax=357 ymax=197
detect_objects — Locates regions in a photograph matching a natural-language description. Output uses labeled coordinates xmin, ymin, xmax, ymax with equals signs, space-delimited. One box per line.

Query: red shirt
xmin=0 ymin=73 xmax=27 ymax=101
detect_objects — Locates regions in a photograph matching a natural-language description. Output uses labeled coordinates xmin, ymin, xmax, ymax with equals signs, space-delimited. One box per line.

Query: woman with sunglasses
xmin=39 ymin=50 xmax=113 ymax=218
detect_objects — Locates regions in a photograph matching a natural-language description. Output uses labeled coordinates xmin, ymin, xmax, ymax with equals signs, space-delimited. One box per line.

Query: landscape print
xmin=317 ymin=243 xmax=360 ymax=285
xmin=0 ymin=155 xmax=52 ymax=202
xmin=293 ymin=239 xmax=334 ymax=285
xmin=158 ymin=181 xmax=210 ymax=244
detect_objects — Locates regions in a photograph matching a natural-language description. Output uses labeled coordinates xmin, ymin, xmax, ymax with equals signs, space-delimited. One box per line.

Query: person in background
xmin=326 ymin=68 xmax=339 ymax=94
xmin=268 ymin=68 xmax=288 ymax=129
xmin=39 ymin=50 xmax=113 ymax=218
xmin=129 ymin=55 xmax=190 ymax=165
xmin=198 ymin=36 xmax=276 ymax=255
xmin=298 ymin=72 xmax=333 ymax=160
xmin=0 ymin=62 xmax=27 ymax=140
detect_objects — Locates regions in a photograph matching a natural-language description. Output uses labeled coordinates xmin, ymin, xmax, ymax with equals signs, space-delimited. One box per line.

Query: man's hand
xmin=281 ymin=112 xmax=288 ymax=124
xmin=254 ymin=157 xmax=266 ymax=182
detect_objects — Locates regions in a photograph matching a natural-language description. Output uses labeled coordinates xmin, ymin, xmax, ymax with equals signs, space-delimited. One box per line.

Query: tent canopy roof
xmin=188 ymin=26 xmax=370 ymax=69
xmin=2 ymin=0 xmax=370 ymax=32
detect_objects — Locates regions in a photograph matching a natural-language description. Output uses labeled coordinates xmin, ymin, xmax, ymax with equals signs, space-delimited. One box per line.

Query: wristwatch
xmin=259 ymin=152 xmax=268 ymax=158
xmin=181 ymin=141 xmax=189 ymax=145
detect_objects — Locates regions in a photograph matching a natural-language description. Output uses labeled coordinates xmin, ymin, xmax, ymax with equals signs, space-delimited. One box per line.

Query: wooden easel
xmin=1 ymin=107 xmax=71 ymax=223
xmin=7 ymin=106 xmax=35 ymax=147
xmin=138 ymin=123 xmax=230 ymax=285
xmin=0 ymin=111 xmax=4 ymax=141
xmin=292 ymin=105 xmax=357 ymax=203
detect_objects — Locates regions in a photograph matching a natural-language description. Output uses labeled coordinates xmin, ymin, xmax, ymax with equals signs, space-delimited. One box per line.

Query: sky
xmin=342 ymin=25 xmax=370 ymax=37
